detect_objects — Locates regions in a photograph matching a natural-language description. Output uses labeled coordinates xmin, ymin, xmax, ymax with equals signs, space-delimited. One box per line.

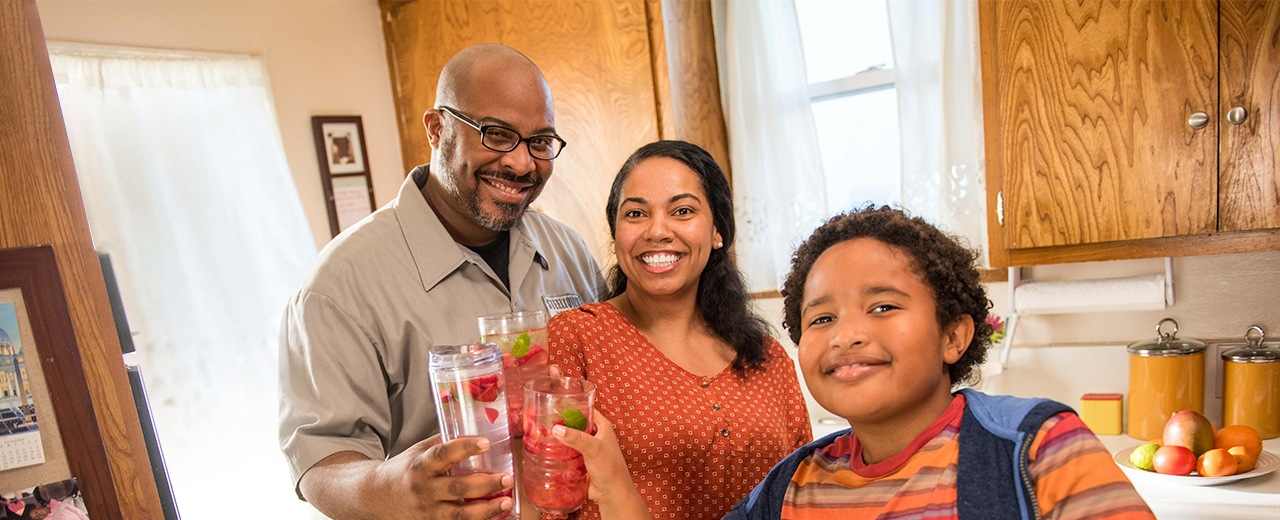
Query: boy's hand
xmin=553 ymin=411 xmax=651 ymax=519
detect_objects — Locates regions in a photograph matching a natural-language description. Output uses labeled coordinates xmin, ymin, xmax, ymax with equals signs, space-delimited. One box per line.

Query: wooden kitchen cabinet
xmin=378 ymin=0 xmax=729 ymax=262
xmin=980 ymin=0 xmax=1280 ymax=267
xmin=1219 ymin=0 xmax=1280 ymax=232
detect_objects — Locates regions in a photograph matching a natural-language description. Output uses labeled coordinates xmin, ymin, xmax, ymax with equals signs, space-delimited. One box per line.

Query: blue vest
xmin=724 ymin=389 xmax=1075 ymax=520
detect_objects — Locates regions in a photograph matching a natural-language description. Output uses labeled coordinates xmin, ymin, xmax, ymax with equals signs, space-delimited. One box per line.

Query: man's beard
xmin=454 ymin=166 xmax=542 ymax=231
xmin=436 ymin=132 xmax=543 ymax=231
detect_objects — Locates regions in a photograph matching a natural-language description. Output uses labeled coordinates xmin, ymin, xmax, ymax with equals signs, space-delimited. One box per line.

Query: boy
xmin=559 ymin=207 xmax=1154 ymax=520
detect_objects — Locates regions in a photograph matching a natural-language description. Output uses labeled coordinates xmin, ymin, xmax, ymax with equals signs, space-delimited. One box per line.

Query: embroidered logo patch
xmin=542 ymin=293 xmax=582 ymax=317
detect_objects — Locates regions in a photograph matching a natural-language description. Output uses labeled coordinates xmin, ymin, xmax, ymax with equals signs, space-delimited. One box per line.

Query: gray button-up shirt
xmin=279 ymin=166 xmax=605 ymax=489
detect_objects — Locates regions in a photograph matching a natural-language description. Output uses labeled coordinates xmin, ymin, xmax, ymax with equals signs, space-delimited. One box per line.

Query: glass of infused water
xmin=428 ymin=342 xmax=518 ymax=519
xmin=522 ymin=376 xmax=595 ymax=515
xmin=478 ymin=310 xmax=549 ymax=437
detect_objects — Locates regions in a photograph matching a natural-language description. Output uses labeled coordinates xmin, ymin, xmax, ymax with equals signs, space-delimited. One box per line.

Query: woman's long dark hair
xmin=603 ymin=140 xmax=771 ymax=376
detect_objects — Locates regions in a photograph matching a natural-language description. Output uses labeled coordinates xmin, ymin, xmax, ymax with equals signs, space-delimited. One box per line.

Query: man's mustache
xmin=477 ymin=168 xmax=543 ymax=190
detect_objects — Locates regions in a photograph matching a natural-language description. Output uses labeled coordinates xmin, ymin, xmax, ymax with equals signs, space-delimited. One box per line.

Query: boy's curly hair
xmin=780 ymin=206 xmax=992 ymax=387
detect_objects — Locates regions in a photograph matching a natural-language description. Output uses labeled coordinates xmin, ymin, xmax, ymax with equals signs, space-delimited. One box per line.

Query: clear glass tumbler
xmin=478 ymin=310 xmax=550 ymax=437
xmin=428 ymin=342 xmax=518 ymax=519
xmin=522 ymin=376 xmax=595 ymax=515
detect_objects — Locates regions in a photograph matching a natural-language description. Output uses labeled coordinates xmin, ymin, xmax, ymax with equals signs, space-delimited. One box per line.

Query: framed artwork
xmin=311 ymin=116 xmax=376 ymax=237
xmin=0 ymin=246 xmax=122 ymax=520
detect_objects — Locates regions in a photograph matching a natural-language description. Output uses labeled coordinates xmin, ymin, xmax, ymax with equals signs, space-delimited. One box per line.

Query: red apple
xmin=1152 ymin=445 xmax=1196 ymax=476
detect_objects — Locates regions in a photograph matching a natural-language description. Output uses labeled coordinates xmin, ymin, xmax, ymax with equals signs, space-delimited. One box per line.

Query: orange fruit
xmin=1215 ymin=425 xmax=1263 ymax=459
xmin=1229 ymin=445 xmax=1258 ymax=473
xmin=1197 ymin=448 xmax=1238 ymax=477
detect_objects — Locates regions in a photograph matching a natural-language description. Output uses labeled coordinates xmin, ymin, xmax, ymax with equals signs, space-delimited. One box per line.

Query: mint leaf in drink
xmin=513 ymin=331 xmax=531 ymax=357
xmin=560 ymin=409 xmax=588 ymax=431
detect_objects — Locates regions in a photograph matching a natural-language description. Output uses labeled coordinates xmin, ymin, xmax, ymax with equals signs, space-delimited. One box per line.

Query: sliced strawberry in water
xmin=472 ymin=374 xmax=501 ymax=390
xmin=485 ymin=407 xmax=500 ymax=424
xmin=462 ymin=381 xmax=483 ymax=399
xmin=502 ymin=353 xmax=517 ymax=368
xmin=477 ymin=385 xmax=500 ymax=403
xmin=438 ymin=386 xmax=456 ymax=404
xmin=515 ymin=345 xmax=548 ymax=367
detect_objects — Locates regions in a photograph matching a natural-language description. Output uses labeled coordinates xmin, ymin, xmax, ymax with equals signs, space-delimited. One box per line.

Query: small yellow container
xmin=1080 ymin=393 xmax=1123 ymax=435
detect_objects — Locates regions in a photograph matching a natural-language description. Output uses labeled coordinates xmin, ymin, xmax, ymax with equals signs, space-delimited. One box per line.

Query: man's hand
xmin=302 ymin=435 xmax=515 ymax=520
xmin=553 ymin=411 xmax=652 ymax=520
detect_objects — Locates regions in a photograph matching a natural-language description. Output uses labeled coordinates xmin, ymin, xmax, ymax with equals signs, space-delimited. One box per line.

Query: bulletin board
xmin=312 ymin=115 xmax=377 ymax=237
xmin=0 ymin=247 xmax=122 ymax=519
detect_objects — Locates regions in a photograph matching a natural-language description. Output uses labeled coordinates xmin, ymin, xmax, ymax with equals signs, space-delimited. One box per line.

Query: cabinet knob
xmin=1227 ymin=106 xmax=1247 ymax=125
xmin=1188 ymin=111 xmax=1209 ymax=129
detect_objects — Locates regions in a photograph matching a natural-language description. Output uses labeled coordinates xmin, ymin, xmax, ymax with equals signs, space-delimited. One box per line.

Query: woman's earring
xmin=714 ymin=241 xmax=723 ymax=249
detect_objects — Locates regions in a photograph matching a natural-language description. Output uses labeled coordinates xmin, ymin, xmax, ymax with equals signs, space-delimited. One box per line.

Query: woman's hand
xmin=553 ymin=410 xmax=653 ymax=520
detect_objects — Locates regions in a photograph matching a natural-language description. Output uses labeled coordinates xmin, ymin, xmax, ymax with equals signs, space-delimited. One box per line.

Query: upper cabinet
xmin=979 ymin=0 xmax=1280 ymax=267
xmin=1220 ymin=1 xmax=1280 ymax=232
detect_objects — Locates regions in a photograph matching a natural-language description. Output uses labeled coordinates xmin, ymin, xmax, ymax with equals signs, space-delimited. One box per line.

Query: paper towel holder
xmin=996 ymin=257 xmax=1175 ymax=370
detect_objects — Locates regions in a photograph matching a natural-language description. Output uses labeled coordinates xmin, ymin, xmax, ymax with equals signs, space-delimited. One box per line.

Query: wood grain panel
xmin=979 ymin=0 xmax=1011 ymax=268
xmin=985 ymin=0 xmax=1218 ymax=250
xmin=1008 ymin=228 xmax=1280 ymax=266
xmin=380 ymin=0 xmax=660 ymax=261
xmin=0 ymin=0 xmax=163 ymax=517
xmin=1219 ymin=0 xmax=1280 ymax=231
xmin=649 ymin=0 xmax=732 ymax=180
xmin=644 ymin=0 xmax=676 ymax=140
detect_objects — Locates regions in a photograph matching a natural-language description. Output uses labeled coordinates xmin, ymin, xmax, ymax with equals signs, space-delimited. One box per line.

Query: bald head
xmin=436 ymin=43 xmax=554 ymax=114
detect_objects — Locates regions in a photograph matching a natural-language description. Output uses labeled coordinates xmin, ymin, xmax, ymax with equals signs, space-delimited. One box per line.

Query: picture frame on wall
xmin=0 ymin=246 xmax=124 ymax=520
xmin=311 ymin=116 xmax=376 ymax=238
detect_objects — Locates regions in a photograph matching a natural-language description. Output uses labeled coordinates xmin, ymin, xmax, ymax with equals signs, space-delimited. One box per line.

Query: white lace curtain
xmin=712 ymin=0 xmax=829 ymax=294
xmin=49 ymin=43 xmax=317 ymax=519
xmin=714 ymin=0 xmax=990 ymax=292
xmin=888 ymin=0 xmax=989 ymax=260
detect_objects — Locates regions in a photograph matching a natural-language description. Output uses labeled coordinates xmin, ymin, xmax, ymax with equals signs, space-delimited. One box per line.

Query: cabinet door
xmin=1220 ymin=0 xmax=1280 ymax=231
xmin=380 ymin=0 xmax=659 ymax=261
xmin=983 ymin=1 xmax=1218 ymax=250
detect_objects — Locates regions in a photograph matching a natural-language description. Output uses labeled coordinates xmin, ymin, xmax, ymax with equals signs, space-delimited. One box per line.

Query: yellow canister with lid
xmin=1222 ymin=326 xmax=1280 ymax=439
xmin=1127 ymin=318 xmax=1206 ymax=441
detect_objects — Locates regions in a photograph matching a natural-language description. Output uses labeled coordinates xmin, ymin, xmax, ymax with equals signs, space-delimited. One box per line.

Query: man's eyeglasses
xmin=437 ymin=106 xmax=567 ymax=160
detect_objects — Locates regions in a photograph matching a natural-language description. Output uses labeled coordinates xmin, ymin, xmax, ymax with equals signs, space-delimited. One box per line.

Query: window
xmin=794 ymin=0 xmax=901 ymax=215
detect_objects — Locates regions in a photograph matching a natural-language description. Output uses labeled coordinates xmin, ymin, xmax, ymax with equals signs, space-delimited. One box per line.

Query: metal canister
xmin=1127 ymin=318 xmax=1207 ymax=440
xmin=1222 ymin=326 xmax=1280 ymax=439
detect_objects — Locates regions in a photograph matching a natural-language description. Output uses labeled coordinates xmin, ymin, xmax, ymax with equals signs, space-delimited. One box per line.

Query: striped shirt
xmin=782 ymin=394 xmax=1154 ymax=520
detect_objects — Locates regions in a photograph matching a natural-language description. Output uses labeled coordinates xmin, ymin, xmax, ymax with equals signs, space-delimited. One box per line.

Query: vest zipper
xmin=1018 ymin=432 xmax=1041 ymax=520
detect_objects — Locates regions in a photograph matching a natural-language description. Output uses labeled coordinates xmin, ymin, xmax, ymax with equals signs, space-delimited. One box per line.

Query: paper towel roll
xmin=1014 ymin=275 xmax=1168 ymax=315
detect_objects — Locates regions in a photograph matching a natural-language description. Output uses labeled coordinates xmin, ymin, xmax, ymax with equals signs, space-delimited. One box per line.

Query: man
xmin=280 ymin=44 xmax=605 ymax=520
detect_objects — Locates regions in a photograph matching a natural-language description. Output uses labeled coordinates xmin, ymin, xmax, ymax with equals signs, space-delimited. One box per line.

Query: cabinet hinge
xmin=997 ymin=191 xmax=1005 ymax=226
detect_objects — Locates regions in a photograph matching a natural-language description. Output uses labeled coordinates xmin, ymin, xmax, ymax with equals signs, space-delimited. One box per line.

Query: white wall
xmin=38 ymin=0 xmax=404 ymax=252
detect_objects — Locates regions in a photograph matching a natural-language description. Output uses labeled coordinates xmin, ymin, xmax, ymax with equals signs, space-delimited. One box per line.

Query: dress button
xmin=720 ymin=428 xmax=729 ymax=437
xmin=701 ymin=381 xmax=710 ymax=388
xmin=712 ymin=404 xmax=721 ymax=411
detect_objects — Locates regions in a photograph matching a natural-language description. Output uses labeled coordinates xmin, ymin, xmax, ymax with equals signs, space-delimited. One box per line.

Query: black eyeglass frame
xmin=437 ymin=105 xmax=567 ymax=160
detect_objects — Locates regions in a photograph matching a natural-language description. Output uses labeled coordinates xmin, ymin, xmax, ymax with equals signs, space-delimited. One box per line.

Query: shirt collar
xmin=395 ymin=164 xmax=547 ymax=292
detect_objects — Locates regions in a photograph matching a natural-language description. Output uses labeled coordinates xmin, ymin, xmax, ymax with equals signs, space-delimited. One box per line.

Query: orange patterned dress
xmin=548 ymin=302 xmax=813 ymax=520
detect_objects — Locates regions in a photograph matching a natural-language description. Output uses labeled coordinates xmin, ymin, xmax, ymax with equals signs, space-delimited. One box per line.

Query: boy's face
xmin=796 ymin=238 xmax=971 ymax=427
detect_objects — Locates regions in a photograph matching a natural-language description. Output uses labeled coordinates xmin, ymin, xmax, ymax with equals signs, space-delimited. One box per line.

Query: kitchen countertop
xmin=1098 ymin=435 xmax=1280 ymax=519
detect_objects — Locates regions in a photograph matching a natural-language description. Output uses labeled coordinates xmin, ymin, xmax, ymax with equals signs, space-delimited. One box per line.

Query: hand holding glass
xmin=522 ymin=376 xmax=595 ymax=515
xmin=428 ymin=342 xmax=518 ymax=519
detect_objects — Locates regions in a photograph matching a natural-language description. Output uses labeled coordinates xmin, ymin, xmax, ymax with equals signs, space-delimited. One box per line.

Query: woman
xmin=548 ymin=141 xmax=812 ymax=520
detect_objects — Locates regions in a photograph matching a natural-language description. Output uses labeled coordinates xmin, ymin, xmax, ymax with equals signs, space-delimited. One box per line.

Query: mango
xmin=1163 ymin=410 xmax=1215 ymax=459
